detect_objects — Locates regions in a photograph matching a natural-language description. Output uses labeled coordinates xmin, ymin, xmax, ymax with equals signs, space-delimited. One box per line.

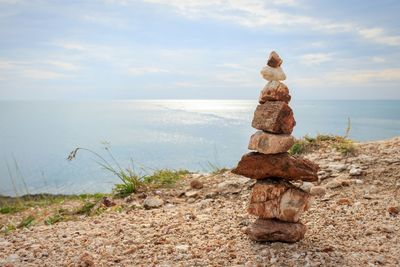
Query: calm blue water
xmin=0 ymin=100 xmax=399 ymax=196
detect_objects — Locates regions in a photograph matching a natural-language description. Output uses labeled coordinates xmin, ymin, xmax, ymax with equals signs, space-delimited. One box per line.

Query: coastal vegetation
xmin=67 ymin=146 xmax=189 ymax=197
xmin=289 ymin=119 xmax=356 ymax=156
xmin=289 ymin=134 xmax=356 ymax=156
xmin=1 ymin=124 xmax=356 ymax=234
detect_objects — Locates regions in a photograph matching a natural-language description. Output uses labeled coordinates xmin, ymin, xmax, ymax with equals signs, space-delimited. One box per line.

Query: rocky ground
xmin=0 ymin=137 xmax=399 ymax=266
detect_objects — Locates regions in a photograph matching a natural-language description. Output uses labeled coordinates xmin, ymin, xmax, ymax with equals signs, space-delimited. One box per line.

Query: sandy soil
xmin=0 ymin=137 xmax=399 ymax=266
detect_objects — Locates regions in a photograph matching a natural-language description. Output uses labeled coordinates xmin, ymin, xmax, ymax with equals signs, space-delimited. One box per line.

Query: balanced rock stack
xmin=232 ymin=51 xmax=319 ymax=243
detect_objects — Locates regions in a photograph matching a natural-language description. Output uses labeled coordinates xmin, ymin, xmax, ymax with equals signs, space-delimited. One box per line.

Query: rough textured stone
xmin=267 ymin=51 xmax=283 ymax=68
xmin=248 ymin=131 xmax=294 ymax=154
xmin=259 ymin=81 xmax=291 ymax=104
xmin=190 ymin=179 xmax=203 ymax=189
xmin=232 ymin=152 xmax=319 ymax=182
xmin=310 ymin=186 xmax=326 ymax=197
xmin=252 ymin=101 xmax=296 ymax=134
xmin=245 ymin=218 xmax=306 ymax=243
xmin=260 ymin=65 xmax=286 ymax=81
xmin=143 ymin=196 xmax=164 ymax=209
xmin=248 ymin=179 xmax=311 ymax=222
xmin=300 ymin=182 xmax=313 ymax=192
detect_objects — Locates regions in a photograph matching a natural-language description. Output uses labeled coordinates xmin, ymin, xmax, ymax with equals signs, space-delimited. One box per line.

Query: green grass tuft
xmin=0 ymin=206 xmax=22 ymax=214
xmin=45 ymin=213 xmax=64 ymax=225
xmin=289 ymin=134 xmax=356 ymax=156
xmin=75 ymin=202 xmax=96 ymax=215
xmin=333 ymin=138 xmax=356 ymax=156
xmin=17 ymin=215 xmax=35 ymax=228
xmin=2 ymin=224 xmax=16 ymax=235
xmin=205 ymin=161 xmax=229 ymax=175
xmin=144 ymin=169 xmax=189 ymax=186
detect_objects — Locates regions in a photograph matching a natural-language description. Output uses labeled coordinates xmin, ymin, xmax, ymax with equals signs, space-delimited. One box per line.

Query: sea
xmin=1 ymin=100 xmax=399 ymax=196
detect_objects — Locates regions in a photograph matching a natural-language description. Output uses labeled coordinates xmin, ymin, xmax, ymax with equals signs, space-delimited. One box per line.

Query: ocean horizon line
xmin=1 ymin=98 xmax=400 ymax=102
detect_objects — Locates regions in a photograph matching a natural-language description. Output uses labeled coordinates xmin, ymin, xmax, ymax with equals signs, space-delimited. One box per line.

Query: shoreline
xmin=1 ymin=136 xmax=399 ymax=265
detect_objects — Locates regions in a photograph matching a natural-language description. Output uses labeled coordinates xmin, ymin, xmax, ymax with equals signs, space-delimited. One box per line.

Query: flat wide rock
xmin=248 ymin=179 xmax=311 ymax=222
xmin=259 ymin=81 xmax=291 ymax=104
xmin=232 ymin=152 xmax=319 ymax=182
xmin=260 ymin=65 xmax=286 ymax=81
xmin=245 ymin=218 xmax=306 ymax=243
xmin=252 ymin=101 xmax=295 ymax=134
xmin=248 ymin=131 xmax=294 ymax=154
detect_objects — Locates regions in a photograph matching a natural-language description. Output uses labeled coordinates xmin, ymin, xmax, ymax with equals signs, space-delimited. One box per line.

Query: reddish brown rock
xmin=259 ymin=81 xmax=291 ymax=104
xmin=248 ymin=179 xmax=311 ymax=222
xmin=251 ymin=102 xmax=295 ymax=134
xmin=245 ymin=218 xmax=306 ymax=243
xmin=248 ymin=131 xmax=294 ymax=154
xmin=232 ymin=152 xmax=319 ymax=182
xmin=190 ymin=179 xmax=203 ymax=189
xmin=267 ymin=51 xmax=283 ymax=68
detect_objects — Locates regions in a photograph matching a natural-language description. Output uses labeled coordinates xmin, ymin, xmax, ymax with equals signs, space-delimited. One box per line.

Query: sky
xmin=0 ymin=0 xmax=399 ymax=100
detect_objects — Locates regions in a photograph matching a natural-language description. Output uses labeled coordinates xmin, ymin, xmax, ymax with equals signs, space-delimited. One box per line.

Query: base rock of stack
xmin=259 ymin=81 xmax=291 ymax=104
xmin=248 ymin=179 xmax=311 ymax=222
xmin=245 ymin=218 xmax=306 ymax=243
xmin=248 ymin=131 xmax=294 ymax=154
xmin=252 ymin=101 xmax=295 ymax=134
xmin=232 ymin=152 xmax=319 ymax=181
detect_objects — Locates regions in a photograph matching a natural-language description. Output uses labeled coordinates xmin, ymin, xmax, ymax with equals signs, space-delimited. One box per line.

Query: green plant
xmin=144 ymin=169 xmax=189 ymax=186
xmin=289 ymin=119 xmax=356 ymax=156
xmin=333 ymin=138 xmax=356 ymax=156
xmin=17 ymin=215 xmax=35 ymax=228
xmin=3 ymin=224 xmax=16 ymax=234
xmin=67 ymin=146 xmax=191 ymax=197
xmin=75 ymin=202 xmax=96 ymax=215
xmin=68 ymin=147 xmax=146 ymax=196
xmin=289 ymin=140 xmax=308 ymax=155
xmin=45 ymin=213 xmax=64 ymax=225
xmin=0 ymin=206 xmax=22 ymax=214
xmin=202 ymin=159 xmax=229 ymax=175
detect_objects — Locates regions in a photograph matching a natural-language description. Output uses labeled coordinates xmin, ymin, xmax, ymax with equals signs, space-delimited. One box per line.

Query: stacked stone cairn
xmin=232 ymin=51 xmax=319 ymax=243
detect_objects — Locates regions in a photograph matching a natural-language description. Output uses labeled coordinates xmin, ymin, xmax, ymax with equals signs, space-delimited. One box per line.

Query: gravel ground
xmin=1 ymin=137 xmax=399 ymax=266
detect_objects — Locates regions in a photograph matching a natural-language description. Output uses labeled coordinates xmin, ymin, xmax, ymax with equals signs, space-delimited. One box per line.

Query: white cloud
xmin=299 ymin=53 xmax=333 ymax=65
xmin=0 ymin=0 xmax=24 ymax=4
xmin=293 ymin=68 xmax=400 ymax=87
xmin=370 ymin=56 xmax=386 ymax=63
xmin=358 ymin=27 xmax=400 ymax=46
xmin=216 ymin=63 xmax=253 ymax=71
xmin=83 ymin=13 xmax=126 ymax=28
xmin=46 ymin=60 xmax=80 ymax=71
xmin=22 ymin=69 xmax=71 ymax=80
xmin=53 ymin=41 xmax=86 ymax=51
xmin=329 ymin=68 xmax=400 ymax=83
xmin=128 ymin=67 xmax=170 ymax=75
xmin=140 ymin=0 xmax=400 ymax=47
xmin=0 ymin=59 xmax=16 ymax=69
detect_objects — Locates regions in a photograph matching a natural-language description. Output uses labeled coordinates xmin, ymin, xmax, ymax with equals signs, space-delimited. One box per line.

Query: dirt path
xmin=1 ymin=137 xmax=399 ymax=266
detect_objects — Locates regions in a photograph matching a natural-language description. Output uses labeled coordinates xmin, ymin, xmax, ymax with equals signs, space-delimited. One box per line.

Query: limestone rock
xmin=248 ymin=179 xmax=311 ymax=222
xmin=232 ymin=152 xmax=319 ymax=182
xmin=259 ymin=81 xmax=291 ymax=104
xmin=300 ymin=182 xmax=313 ymax=192
xmin=248 ymin=131 xmax=294 ymax=154
xmin=310 ymin=186 xmax=326 ymax=197
xmin=252 ymin=101 xmax=296 ymax=134
xmin=143 ymin=196 xmax=164 ymax=209
xmin=267 ymin=51 xmax=283 ymax=68
xmin=185 ymin=190 xmax=199 ymax=198
xmin=260 ymin=65 xmax=286 ymax=81
xmin=245 ymin=218 xmax=306 ymax=243
xmin=349 ymin=167 xmax=362 ymax=176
